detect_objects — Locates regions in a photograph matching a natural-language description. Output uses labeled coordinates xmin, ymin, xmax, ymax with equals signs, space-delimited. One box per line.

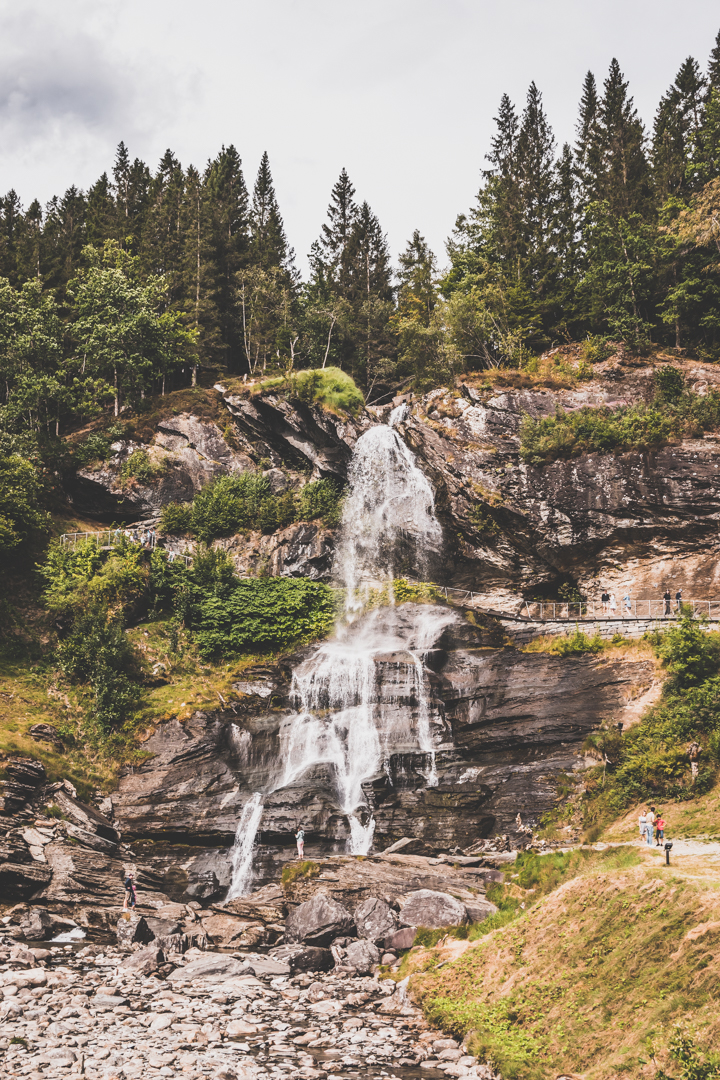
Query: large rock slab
xmin=269 ymin=943 xmax=334 ymax=973
xmin=344 ymin=938 xmax=381 ymax=974
xmin=399 ymin=890 xmax=468 ymax=929
xmin=354 ymin=897 xmax=398 ymax=944
xmin=284 ymin=892 xmax=355 ymax=947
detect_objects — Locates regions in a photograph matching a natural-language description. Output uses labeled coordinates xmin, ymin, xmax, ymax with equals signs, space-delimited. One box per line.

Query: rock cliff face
xmin=110 ymin=603 xmax=654 ymax=895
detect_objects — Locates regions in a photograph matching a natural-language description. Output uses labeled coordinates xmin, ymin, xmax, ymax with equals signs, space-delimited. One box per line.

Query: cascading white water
xmin=226 ymin=792 xmax=264 ymax=900
xmin=225 ymin=405 xmax=448 ymax=892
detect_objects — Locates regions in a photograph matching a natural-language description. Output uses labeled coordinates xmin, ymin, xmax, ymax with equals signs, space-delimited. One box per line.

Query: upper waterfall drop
xmin=333 ymin=408 xmax=443 ymax=610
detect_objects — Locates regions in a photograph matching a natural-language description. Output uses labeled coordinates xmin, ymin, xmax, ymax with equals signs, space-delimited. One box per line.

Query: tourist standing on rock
xmin=646 ymin=806 xmax=656 ymax=846
xmin=639 ymin=808 xmax=648 ymax=844
xmin=655 ymin=813 xmax=666 ymax=846
xmin=601 ymin=589 xmax=610 ymax=615
xmin=663 ymin=589 xmax=672 ymax=616
xmin=123 ymin=871 xmax=136 ymax=911
xmin=295 ymin=827 xmax=305 ymax=858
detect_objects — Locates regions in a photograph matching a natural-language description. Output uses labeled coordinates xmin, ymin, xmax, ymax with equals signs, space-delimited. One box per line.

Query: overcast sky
xmin=1 ymin=0 xmax=719 ymax=274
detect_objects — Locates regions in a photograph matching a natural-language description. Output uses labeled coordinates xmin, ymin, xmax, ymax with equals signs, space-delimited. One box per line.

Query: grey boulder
xmin=120 ymin=945 xmax=165 ymax=976
xmin=269 ymin=943 xmax=334 ymax=973
xmin=399 ymin=889 xmax=468 ymax=929
xmin=344 ymin=938 xmax=381 ymax=974
xmin=354 ymin=896 xmax=398 ymax=944
xmin=284 ymin=891 xmax=354 ymax=947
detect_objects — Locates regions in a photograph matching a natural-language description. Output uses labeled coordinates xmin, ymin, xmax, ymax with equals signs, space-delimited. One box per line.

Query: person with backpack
xmin=295 ymin=827 xmax=305 ymax=858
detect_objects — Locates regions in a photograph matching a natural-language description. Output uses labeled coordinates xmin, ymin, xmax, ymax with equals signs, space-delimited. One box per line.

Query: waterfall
xmin=225 ymin=407 xmax=448 ymax=891
xmin=226 ymin=792 xmax=264 ymax=900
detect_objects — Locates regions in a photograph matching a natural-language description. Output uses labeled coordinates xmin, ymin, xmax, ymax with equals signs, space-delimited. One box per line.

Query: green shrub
xmin=520 ymin=389 xmax=720 ymax=464
xmin=55 ymin=605 xmax=144 ymax=738
xmin=0 ymin=453 xmax=49 ymax=558
xmin=194 ymin=577 xmax=339 ymax=659
xmin=468 ymin=506 xmax=499 ymax=535
xmin=159 ymin=502 xmax=193 ymax=534
xmin=119 ymin=449 xmax=165 ymax=485
xmin=299 ymin=479 xmax=342 ymax=527
xmin=190 ymin=473 xmax=272 ymax=541
xmin=549 ymin=625 xmax=604 ymax=656
xmin=654 ymin=365 xmax=685 ymax=403
xmin=39 ymin=538 xmax=147 ymax=616
xmin=656 ymin=611 xmax=720 ymax=690
xmin=257 ymin=366 xmax=364 ymax=415
xmin=281 ymin=860 xmax=320 ymax=886
xmin=579 ymin=335 xmax=614 ymax=363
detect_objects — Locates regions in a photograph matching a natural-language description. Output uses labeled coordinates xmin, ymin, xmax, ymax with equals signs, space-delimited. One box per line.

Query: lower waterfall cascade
xmin=225 ymin=407 xmax=447 ymax=898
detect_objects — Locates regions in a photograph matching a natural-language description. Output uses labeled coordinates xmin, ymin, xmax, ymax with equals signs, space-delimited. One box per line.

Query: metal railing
xmin=520 ymin=599 xmax=720 ymax=621
xmin=59 ymin=528 xmax=193 ymax=567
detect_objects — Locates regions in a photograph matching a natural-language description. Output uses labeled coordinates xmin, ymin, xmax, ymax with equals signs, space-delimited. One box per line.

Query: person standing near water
xmin=295 ymin=828 xmax=305 ymax=858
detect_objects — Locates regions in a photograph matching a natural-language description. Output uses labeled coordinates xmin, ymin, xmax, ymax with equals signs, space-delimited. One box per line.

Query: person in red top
xmin=655 ymin=814 xmax=666 ymax=846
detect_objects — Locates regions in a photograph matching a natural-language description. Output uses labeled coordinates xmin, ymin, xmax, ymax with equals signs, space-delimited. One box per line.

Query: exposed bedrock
xmin=110 ymin=603 xmax=654 ymax=895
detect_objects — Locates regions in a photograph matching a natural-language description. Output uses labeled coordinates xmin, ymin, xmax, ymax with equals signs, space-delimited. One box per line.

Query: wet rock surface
xmin=0 ymin=937 xmax=498 ymax=1080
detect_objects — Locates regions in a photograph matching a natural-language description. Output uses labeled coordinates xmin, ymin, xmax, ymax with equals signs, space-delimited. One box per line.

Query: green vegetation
xmin=584 ymin=613 xmax=720 ymax=824
xmin=523 ymin=625 xmax=605 ymax=656
xmin=253 ymin=367 xmax=364 ymax=416
xmin=119 ymin=449 xmax=165 ymax=485
xmin=365 ymin=578 xmax=443 ymax=608
xmin=281 ymin=860 xmax=320 ymax=887
xmin=520 ymin=383 xmax=720 ymax=464
xmin=0 ymin=454 xmax=49 ymax=558
xmin=579 ymin=335 xmax=615 ymax=364
xmin=411 ymin=854 xmax=720 ymax=1079
xmin=160 ymin=474 xmax=342 ymax=541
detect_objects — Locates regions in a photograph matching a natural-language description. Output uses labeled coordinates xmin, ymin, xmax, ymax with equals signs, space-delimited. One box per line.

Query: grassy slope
xmin=409 ymin=847 xmax=720 ymax=1079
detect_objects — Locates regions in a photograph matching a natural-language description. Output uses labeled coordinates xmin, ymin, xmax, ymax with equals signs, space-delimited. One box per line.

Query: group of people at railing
xmin=599 ymin=588 xmax=684 ymax=617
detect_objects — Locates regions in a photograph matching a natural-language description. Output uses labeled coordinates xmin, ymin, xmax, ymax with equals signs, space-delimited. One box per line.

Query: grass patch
xmin=235 ymin=366 xmax=364 ymax=417
xmin=281 ymin=860 xmax=320 ymax=887
xmin=411 ymin=856 xmax=720 ymax=1079
xmin=523 ymin=625 xmax=605 ymax=656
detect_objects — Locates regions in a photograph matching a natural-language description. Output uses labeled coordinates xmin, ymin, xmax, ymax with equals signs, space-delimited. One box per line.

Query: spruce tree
xmin=42 ymin=186 xmax=87 ymax=293
xmin=588 ymin=59 xmax=652 ymax=218
xmin=249 ymin=152 xmax=292 ymax=273
xmin=205 ymin=145 xmax=250 ymax=367
xmin=141 ymin=150 xmax=185 ymax=304
xmin=0 ymin=191 xmax=25 ymax=284
xmin=652 ymin=57 xmax=706 ymax=199
xmin=396 ymin=230 xmax=437 ymax=326
xmin=516 ymin=82 xmax=557 ymax=297
xmin=180 ymin=164 xmax=217 ymax=381
xmin=86 ymin=173 xmax=116 ymax=246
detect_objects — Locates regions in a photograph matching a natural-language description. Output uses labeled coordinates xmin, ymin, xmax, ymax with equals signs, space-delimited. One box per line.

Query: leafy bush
xmin=298 ymin=479 xmax=342 ymax=527
xmin=656 ymin=612 xmax=720 ymax=690
xmin=73 ymin=425 xmax=126 ymax=467
xmin=194 ymin=576 xmax=339 ymax=659
xmin=579 ymin=334 xmax=614 ymax=363
xmin=119 ymin=449 xmax=165 ymax=485
xmin=55 ymin=605 xmax=144 ymax=739
xmin=190 ymin=473 xmax=286 ymax=541
xmin=520 ymin=389 xmax=720 ymax=464
xmin=39 ymin=538 xmax=147 ymax=616
xmin=256 ymin=366 xmax=364 ymax=416
xmin=654 ymin=365 xmax=685 ymax=403
xmin=159 ymin=502 xmax=193 ymax=534
xmin=0 ymin=453 xmax=48 ymax=558
xmin=525 ymin=625 xmax=604 ymax=656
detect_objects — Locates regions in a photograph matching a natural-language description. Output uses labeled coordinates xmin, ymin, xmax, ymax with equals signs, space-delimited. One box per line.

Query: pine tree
xmin=652 ymin=57 xmax=706 ymax=199
xmin=587 ymin=59 xmax=652 ymax=218
xmin=343 ymin=201 xmax=395 ymax=384
xmin=0 ymin=191 xmax=25 ymax=284
xmin=179 ymin=164 xmax=216 ymax=381
xmin=554 ymin=143 xmax=582 ymax=330
xmin=42 ymin=186 xmax=87 ymax=293
xmin=86 ymin=173 xmax=116 ymax=246
xmin=396 ymin=230 xmax=437 ymax=326
xmin=141 ymin=150 xmax=185 ymax=304
xmin=576 ymin=71 xmax=601 ymax=194
xmin=480 ymin=93 xmax=523 ymax=268
xmin=708 ymin=28 xmax=720 ymax=91
xmin=16 ymin=200 xmax=43 ymax=282
xmin=516 ymin=82 xmax=557 ymax=296
xmin=691 ymin=31 xmax=720 ymax=184
xmin=249 ymin=152 xmax=292 ymax=273
xmin=205 ymin=145 xmax=250 ymax=368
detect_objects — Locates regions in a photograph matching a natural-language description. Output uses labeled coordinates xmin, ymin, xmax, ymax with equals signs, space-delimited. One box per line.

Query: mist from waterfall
xmin=226 ymin=405 xmax=448 ymax=896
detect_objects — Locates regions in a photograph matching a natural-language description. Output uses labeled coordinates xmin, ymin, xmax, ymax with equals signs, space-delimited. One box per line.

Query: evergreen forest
xmin=2 ymin=31 xmax=720 ymax=479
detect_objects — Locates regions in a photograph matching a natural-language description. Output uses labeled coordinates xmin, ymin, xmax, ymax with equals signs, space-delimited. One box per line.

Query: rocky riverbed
xmin=0 ymin=939 xmax=496 ymax=1080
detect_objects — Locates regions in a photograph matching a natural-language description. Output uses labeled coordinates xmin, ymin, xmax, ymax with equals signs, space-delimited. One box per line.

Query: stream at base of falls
xmin=226 ymin=406 xmax=447 ymax=898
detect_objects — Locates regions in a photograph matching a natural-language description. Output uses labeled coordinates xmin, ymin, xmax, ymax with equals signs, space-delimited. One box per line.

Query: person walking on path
xmin=295 ymin=828 xmax=305 ymax=859
xmin=123 ymin=871 xmax=136 ymax=911
xmin=601 ymin=589 xmax=610 ymax=615
xmin=639 ymin=809 xmax=648 ymax=844
xmin=623 ymin=594 xmax=632 ymax=618
xmin=646 ymin=806 xmax=656 ymax=846
xmin=675 ymin=588 xmax=683 ymax=614
xmin=655 ymin=813 xmax=666 ymax=846
xmin=609 ymin=593 xmax=617 ymax=616
xmin=663 ymin=590 xmax=672 ymax=617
